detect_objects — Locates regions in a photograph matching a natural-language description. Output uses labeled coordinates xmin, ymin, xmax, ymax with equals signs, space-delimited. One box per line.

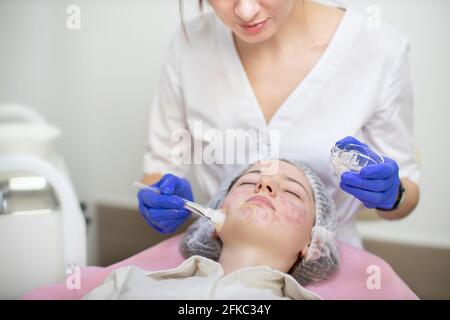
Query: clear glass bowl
xmin=330 ymin=143 xmax=384 ymax=176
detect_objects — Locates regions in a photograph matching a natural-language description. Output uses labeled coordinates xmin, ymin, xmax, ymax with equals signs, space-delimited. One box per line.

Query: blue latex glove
xmin=137 ymin=173 xmax=193 ymax=234
xmin=336 ymin=136 xmax=401 ymax=210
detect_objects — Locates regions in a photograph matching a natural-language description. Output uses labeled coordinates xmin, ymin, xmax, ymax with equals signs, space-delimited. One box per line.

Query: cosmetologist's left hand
xmin=336 ymin=136 xmax=401 ymax=210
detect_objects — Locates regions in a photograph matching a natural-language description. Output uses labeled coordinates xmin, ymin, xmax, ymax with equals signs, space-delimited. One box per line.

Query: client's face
xmin=219 ymin=160 xmax=316 ymax=258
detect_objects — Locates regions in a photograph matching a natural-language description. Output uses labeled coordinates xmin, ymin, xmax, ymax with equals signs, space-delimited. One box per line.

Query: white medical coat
xmin=143 ymin=6 xmax=420 ymax=247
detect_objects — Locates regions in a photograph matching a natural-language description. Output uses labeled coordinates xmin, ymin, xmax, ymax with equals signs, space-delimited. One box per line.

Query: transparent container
xmin=330 ymin=143 xmax=384 ymax=176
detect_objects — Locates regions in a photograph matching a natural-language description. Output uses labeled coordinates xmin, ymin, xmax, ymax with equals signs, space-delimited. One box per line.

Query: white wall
xmin=1 ymin=0 xmax=449 ymax=249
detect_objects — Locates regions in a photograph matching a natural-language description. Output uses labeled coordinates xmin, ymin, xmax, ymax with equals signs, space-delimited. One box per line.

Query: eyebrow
xmin=237 ymin=170 xmax=312 ymax=200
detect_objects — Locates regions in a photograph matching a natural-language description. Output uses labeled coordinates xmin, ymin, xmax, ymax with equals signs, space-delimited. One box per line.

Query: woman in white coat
xmin=137 ymin=0 xmax=420 ymax=248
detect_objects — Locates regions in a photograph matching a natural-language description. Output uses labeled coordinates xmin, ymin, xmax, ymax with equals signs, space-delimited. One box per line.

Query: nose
xmin=255 ymin=176 xmax=277 ymax=197
xmin=235 ymin=0 xmax=261 ymax=23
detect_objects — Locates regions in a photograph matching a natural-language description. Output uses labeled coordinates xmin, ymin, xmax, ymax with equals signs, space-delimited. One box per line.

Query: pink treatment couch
xmin=22 ymin=234 xmax=418 ymax=300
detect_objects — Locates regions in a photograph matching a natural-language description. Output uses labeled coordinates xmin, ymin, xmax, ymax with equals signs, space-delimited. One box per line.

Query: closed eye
xmin=284 ymin=190 xmax=301 ymax=199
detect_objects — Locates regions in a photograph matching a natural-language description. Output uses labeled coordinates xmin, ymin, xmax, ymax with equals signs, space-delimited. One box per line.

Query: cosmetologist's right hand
xmin=137 ymin=173 xmax=193 ymax=234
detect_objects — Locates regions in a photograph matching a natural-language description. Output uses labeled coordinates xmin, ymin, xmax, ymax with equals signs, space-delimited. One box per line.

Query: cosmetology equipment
xmin=0 ymin=104 xmax=60 ymax=162
xmin=133 ymin=181 xmax=225 ymax=231
xmin=330 ymin=143 xmax=384 ymax=176
xmin=0 ymin=104 xmax=86 ymax=299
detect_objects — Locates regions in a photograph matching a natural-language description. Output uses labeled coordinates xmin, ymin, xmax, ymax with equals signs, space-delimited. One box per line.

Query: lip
xmin=238 ymin=18 xmax=270 ymax=34
xmin=246 ymin=195 xmax=275 ymax=210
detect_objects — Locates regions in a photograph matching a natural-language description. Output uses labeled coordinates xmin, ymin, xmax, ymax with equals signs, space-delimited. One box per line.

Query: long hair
xmin=178 ymin=0 xmax=204 ymax=41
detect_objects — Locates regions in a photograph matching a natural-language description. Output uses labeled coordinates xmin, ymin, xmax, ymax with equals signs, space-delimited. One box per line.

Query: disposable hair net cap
xmin=180 ymin=159 xmax=339 ymax=286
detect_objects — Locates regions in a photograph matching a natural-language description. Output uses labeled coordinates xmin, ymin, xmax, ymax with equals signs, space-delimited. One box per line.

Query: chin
xmin=220 ymin=214 xmax=276 ymax=243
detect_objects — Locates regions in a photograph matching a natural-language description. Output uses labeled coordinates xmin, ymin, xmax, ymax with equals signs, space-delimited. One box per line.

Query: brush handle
xmin=133 ymin=181 xmax=225 ymax=231
xmin=133 ymin=181 xmax=161 ymax=194
xmin=134 ymin=181 xmax=201 ymax=217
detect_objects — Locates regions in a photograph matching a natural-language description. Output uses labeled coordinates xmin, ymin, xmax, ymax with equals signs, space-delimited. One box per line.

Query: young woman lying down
xmin=83 ymin=159 xmax=339 ymax=300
